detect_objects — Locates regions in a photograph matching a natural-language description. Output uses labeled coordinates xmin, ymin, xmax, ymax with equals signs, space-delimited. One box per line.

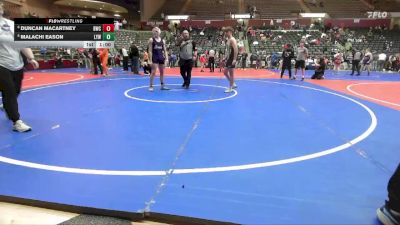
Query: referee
xmin=0 ymin=1 xmax=39 ymax=132
xmin=177 ymin=30 xmax=197 ymax=89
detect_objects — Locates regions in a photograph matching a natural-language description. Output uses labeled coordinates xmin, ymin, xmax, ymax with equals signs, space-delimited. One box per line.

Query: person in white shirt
xmin=294 ymin=42 xmax=309 ymax=81
xmin=208 ymin=49 xmax=215 ymax=72
xmin=333 ymin=52 xmax=343 ymax=74
xmin=378 ymin=52 xmax=387 ymax=71
xmin=121 ymin=47 xmax=129 ymax=71
xmin=0 ymin=1 xmax=39 ymax=132
xmin=114 ymin=20 xmax=121 ymax=31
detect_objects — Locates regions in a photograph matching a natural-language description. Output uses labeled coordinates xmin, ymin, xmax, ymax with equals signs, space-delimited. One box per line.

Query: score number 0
xmin=103 ymin=24 xmax=115 ymax=32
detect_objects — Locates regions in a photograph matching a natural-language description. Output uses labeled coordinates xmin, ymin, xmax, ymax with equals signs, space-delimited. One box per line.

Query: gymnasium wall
xmin=140 ymin=0 xmax=166 ymax=21
xmin=19 ymin=0 xmax=60 ymax=17
xmin=324 ymin=18 xmax=391 ymax=28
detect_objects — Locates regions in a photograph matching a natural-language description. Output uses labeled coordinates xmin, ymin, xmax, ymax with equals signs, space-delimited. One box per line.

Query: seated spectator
xmin=169 ymin=52 xmax=177 ymax=68
xmin=77 ymin=57 xmax=84 ymax=68
xmin=54 ymin=53 xmax=63 ymax=69
xmin=142 ymin=61 xmax=151 ymax=75
xmin=40 ymin=47 xmax=47 ymax=60
xmin=256 ymin=55 xmax=261 ymax=70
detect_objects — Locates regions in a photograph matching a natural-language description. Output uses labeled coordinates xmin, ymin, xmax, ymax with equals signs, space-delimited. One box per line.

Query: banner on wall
xmin=367 ymin=11 xmax=389 ymax=19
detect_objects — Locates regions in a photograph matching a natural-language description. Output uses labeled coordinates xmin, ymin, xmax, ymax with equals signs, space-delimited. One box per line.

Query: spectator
xmin=311 ymin=57 xmax=326 ymax=79
xmin=208 ymin=49 xmax=215 ymax=72
xmin=143 ymin=50 xmax=149 ymax=64
xmin=378 ymin=52 xmax=387 ymax=71
xmin=333 ymin=52 xmax=343 ymax=73
xmin=121 ymin=47 xmax=129 ymax=71
xmin=391 ymin=55 xmax=399 ymax=72
xmin=90 ymin=49 xmax=102 ymax=75
xmin=241 ymin=52 xmax=248 ymax=70
xmin=169 ymin=51 xmax=177 ymax=68
xmin=40 ymin=47 xmax=47 ymax=60
xmin=114 ymin=54 xmax=121 ymax=67
xmin=129 ymin=43 xmax=140 ymax=74
xmin=255 ymin=55 xmax=261 ymax=70
xmin=54 ymin=52 xmax=63 ymax=69
xmin=271 ymin=52 xmax=279 ymax=69
xmin=82 ymin=49 xmax=93 ymax=72
xmin=199 ymin=54 xmax=207 ymax=72
xmin=372 ymin=52 xmax=379 ymax=71
xmin=108 ymin=51 xmax=115 ymax=67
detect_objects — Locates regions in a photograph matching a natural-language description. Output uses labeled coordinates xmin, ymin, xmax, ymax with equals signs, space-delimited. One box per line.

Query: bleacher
xmin=370 ymin=0 xmax=400 ymax=12
xmin=351 ymin=29 xmax=400 ymax=53
xmin=185 ymin=0 xmax=238 ymax=20
xmin=246 ymin=0 xmax=303 ymax=19
xmin=247 ymin=28 xmax=400 ymax=61
xmin=248 ymin=30 xmax=331 ymax=58
xmin=150 ymin=0 xmax=395 ymax=20
xmin=306 ymin=0 xmax=370 ymax=18
xmin=152 ymin=0 xmax=184 ymax=20
xmin=152 ymin=0 xmax=238 ymax=20
xmin=115 ymin=30 xmax=153 ymax=51
xmin=167 ymin=27 xmax=244 ymax=57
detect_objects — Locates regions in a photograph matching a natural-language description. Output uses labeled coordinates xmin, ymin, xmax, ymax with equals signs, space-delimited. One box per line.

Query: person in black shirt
xmin=281 ymin=44 xmax=294 ymax=79
xmin=241 ymin=52 xmax=248 ymax=69
xmin=311 ymin=57 xmax=326 ymax=80
xmin=129 ymin=43 xmax=140 ymax=74
xmin=91 ymin=49 xmax=103 ymax=75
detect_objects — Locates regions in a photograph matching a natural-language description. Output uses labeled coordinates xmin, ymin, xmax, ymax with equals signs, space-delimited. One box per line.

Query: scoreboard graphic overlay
xmin=14 ymin=18 xmax=115 ymax=48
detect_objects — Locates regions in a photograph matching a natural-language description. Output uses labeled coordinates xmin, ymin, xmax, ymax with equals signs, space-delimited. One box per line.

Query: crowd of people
xmin=29 ymin=20 xmax=399 ymax=82
xmin=245 ymin=20 xmax=400 ymax=73
xmin=57 ymin=31 xmax=398 ymax=93
xmin=32 ymin=23 xmax=400 ymax=83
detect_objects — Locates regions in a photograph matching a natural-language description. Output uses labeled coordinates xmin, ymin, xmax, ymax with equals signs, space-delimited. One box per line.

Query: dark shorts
xmin=225 ymin=60 xmax=235 ymax=69
xmin=152 ymin=57 xmax=165 ymax=65
xmin=179 ymin=59 xmax=193 ymax=67
xmin=295 ymin=60 xmax=305 ymax=69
